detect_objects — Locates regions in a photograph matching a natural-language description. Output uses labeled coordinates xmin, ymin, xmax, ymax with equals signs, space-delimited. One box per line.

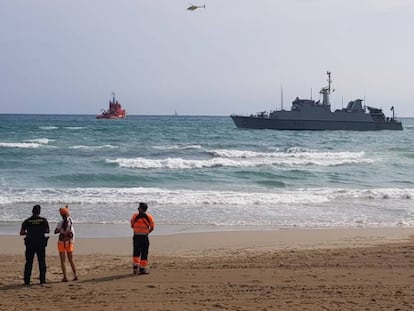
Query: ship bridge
xmin=344 ymin=99 xmax=365 ymax=112
xmin=291 ymin=97 xmax=331 ymax=113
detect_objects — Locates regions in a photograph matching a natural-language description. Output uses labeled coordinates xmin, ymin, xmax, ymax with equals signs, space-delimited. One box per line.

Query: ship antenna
xmin=326 ymin=71 xmax=331 ymax=94
xmin=280 ymin=84 xmax=284 ymax=110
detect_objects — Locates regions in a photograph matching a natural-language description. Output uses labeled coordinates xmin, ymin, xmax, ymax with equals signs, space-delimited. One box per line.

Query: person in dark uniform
xmin=20 ymin=204 xmax=50 ymax=285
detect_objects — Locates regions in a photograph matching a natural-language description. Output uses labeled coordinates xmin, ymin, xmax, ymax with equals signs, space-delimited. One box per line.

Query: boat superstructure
xmin=96 ymin=92 xmax=127 ymax=119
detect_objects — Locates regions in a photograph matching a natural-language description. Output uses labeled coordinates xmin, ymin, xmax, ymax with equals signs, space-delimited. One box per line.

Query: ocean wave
xmin=23 ymin=138 xmax=54 ymax=144
xmin=153 ymin=144 xmax=202 ymax=150
xmin=39 ymin=126 xmax=58 ymax=130
xmin=0 ymin=138 xmax=51 ymax=149
xmin=106 ymin=157 xmax=244 ymax=169
xmin=210 ymin=148 xmax=365 ymax=160
xmin=106 ymin=151 xmax=371 ymax=169
xmin=0 ymin=187 xmax=325 ymax=205
xmin=1 ymin=142 xmax=44 ymax=149
xmin=63 ymin=127 xmax=86 ymax=130
xmin=0 ymin=142 xmax=41 ymax=148
xmin=69 ymin=144 xmax=118 ymax=150
xmin=1 ymin=187 xmax=412 ymax=227
xmin=0 ymin=187 xmax=412 ymax=206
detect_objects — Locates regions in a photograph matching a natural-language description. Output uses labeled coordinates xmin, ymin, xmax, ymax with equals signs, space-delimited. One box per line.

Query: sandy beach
xmin=1 ymin=227 xmax=414 ymax=310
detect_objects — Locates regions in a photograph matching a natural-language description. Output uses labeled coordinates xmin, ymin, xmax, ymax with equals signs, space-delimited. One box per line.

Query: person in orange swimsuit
xmin=54 ymin=205 xmax=78 ymax=282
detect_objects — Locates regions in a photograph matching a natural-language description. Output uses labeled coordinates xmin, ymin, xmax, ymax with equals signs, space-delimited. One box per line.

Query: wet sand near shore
xmin=1 ymin=228 xmax=414 ymax=310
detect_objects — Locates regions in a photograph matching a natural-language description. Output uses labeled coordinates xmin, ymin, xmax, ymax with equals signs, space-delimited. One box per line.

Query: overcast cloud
xmin=1 ymin=0 xmax=413 ymax=116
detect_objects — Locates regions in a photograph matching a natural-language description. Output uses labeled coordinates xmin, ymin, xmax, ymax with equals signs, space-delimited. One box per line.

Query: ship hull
xmin=96 ymin=114 xmax=126 ymax=119
xmin=231 ymin=115 xmax=403 ymax=131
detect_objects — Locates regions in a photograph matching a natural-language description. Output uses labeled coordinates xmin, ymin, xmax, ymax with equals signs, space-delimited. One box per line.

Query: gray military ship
xmin=231 ymin=72 xmax=403 ymax=131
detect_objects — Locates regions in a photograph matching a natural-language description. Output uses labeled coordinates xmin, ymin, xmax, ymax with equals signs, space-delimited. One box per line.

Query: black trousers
xmin=24 ymin=244 xmax=46 ymax=284
xmin=133 ymin=235 xmax=149 ymax=261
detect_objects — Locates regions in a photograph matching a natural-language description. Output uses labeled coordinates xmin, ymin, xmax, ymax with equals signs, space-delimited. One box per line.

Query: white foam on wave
xmin=64 ymin=126 xmax=86 ymax=130
xmin=0 ymin=138 xmax=51 ymax=149
xmin=23 ymin=138 xmax=53 ymax=144
xmin=107 ymin=149 xmax=371 ymax=169
xmin=39 ymin=126 xmax=58 ymax=130
xmin=0 ymin=142 xmax=41 ymax=148
xmin=106 ymin=157 xmax=250 ymax=169
xmin=70 ymin=144 xmax=118 ymax=150
xmin=1 ymin=187 xmax=412 ymax=227
xmin=211 ymin=148 xmax=366 ymax=161
xmin=0 ymin=186 xmax=412 ymax=206
xmin=153 ymin=144 xmax=202 ymax=150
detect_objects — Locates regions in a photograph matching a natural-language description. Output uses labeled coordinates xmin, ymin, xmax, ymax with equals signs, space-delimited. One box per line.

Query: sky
xmin=1 ymin=0 xmax=414 ymax=117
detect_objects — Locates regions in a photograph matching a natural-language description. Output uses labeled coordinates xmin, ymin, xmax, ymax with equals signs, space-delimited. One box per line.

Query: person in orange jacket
xmin=130 ymin=202 xmax=155 ymax=274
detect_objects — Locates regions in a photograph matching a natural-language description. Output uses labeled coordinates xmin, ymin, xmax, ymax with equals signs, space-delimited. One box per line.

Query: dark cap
xmin=32 ymin=204 xmax=41 ymax=215
xmin=138 ymin=202 xmax=148 ymax=211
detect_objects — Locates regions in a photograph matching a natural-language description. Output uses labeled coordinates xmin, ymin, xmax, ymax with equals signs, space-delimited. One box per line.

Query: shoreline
xmin=2 ymin=221 xmax=414 ymax=238
xmin=2 ymin=226 xmax=414 ymax=256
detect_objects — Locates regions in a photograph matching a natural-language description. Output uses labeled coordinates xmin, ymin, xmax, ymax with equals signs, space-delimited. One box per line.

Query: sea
xmin=1 ymin=114 xmax=413 ymax=237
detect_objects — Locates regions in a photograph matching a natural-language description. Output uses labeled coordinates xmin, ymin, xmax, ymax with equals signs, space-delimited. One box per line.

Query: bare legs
xmin=59 ymin=252 xmax=67 ymax=281
xmin=59 ymin=251 xmax=77 ymax=281
xmin=67 ymin=252 xmax=78 ymax=280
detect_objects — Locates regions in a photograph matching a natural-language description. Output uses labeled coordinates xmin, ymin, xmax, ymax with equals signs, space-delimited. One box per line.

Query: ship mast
xmin=112 ymin=91 xmax=116 ymax=104
xmin=327 ymin=71 xmax=331 ymax=94
xmin=280 ymin=84 xmax=284 ymax=110
xmin=320 ymin=71 xmax=332 ymax=106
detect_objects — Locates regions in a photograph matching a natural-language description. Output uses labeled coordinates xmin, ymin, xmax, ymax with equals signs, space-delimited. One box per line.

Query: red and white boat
xmin=96 ymin=92 xmax=127 ymax=119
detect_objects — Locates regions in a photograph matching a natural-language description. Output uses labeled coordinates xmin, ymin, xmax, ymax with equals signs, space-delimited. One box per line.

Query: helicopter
xmin=187 ymin=3 xmax=205 ymax=11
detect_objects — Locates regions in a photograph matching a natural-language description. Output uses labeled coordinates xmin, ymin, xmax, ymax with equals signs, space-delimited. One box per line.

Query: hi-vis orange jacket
xmin=130 ymin=213 xmax=155 ymax=235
